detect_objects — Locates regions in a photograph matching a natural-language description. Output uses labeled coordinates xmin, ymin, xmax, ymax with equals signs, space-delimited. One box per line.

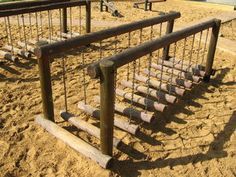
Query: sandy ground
xmin=0 ymin=0 xmax=236 ymax=177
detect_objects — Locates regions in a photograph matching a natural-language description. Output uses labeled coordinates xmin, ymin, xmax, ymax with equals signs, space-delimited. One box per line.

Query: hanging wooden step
xmin=143 ymin=69 xmax=193 ymax=88
xmin=3 ymin=45 xmax=31 ymax=58
xmin=151 ymin=63 xmax=201 ymax=83
xmin=134 ymin=74 xmax=185 ymax=96
xmin=17 ymin=41 xmax=35 ymax=53
xmin=157 ymin=59 xmax=205 ymax=77
xmin=35 ymin=115 xmax=112 ymax=169
xmin=77 ymin=102 xmax=139 ymax=135
xmin=120 ymin=80 xmax=177 ymax=104
xmin=93 ymin=96 xmax=154 ymax=123
xmin=0 ymin=50 xmax=18 ymax=62
xmin=116 ymin=88 xmax=167 ymax=112
xmin=60 ymin=32 xmax=80 ymax=38
xmin=60 ymin=111 xmax=122 ymax=148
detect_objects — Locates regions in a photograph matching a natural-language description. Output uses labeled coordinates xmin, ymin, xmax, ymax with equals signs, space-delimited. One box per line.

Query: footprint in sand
xmin=0 ymin=141 xmax=10 ymax=160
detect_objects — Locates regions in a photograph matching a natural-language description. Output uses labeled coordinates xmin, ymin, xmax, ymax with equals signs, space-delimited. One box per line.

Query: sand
xmin=0 ymin=0 xmax=236 ymax=177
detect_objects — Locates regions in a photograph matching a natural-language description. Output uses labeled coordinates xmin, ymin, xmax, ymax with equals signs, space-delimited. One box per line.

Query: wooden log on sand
xmin=151 ymin=63 xmax=201 ymax=83
xmin=143 ymin=69 xmax=193 ymax=88
xmin=77 ymin=102 xmax=139 ymax=135
xmin=94 ymin=96 xmax=154 ymax=123
xmin=116 ymin=88 xmax=167 ymax=112
xmin=60 ymin=32 xmax=80 ymax=38
xmin=35 ymin=115 xmax=112 ymax=169
xmin=0 ymin=50 xmax=18 ymax=62
xmin=60 ymin=111 xmax=122 ymax=148
xmin=3 ymin=45 xmax=31 ymax=58
xmin=120 ymin=80 xmax=177 ymax=104
xmin=17 ymin=41 xmax=35 ymax=53
xmin=135 ymin=74 xmax=185 ymax=96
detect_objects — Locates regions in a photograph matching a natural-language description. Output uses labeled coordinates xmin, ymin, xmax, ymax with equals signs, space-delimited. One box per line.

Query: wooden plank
xmin=77 ymin=102 xmax=139 ymax=135
xmin=17 ymin=41 xmax=35 ymax=53
xmin=120 ymin=80 xmax=177 ymax=104
xmin=135 ymin=74 xmax=185 ymax=96
xmin=116 ymin=88 xmax=167 ymax=112
xmin=143 ymin=69 xmax=193 ymax=88
xmin=60 ymin=111 xmax=122 ymax=148
xmin=35 ymin=115 xmax=112 ymax=169
xmin=94 ymin=96 xmax=154 ymax=123
xmin=151 ymin=63 xmax=201 ymax=83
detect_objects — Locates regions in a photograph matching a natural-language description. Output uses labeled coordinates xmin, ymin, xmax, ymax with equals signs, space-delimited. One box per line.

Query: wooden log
xmin=0 ymin=50 xmax=18 ymax=62
xmin=101 ymin=0 xmax=119 ymax=16
xmin=151 ymin=63 xmax=201 ymax=83
xmin=135 ymin=74 xmax=185 ymax=96
xmin=60 ymin=111 xmax=122 ymax=148
xmin=94 ymin=96 xmax=154 ymax=123
xmin=3 ymin=45 xmax=31 ymax=58
xmin=17 ymin=41 xmax=35 ymax=53
xmin=143 ymin=69 xmax=193 ymax=88
xmin=35 ymin=115 xmax=112 ymax=169
xmin=116 ymin=88 xmax=167 ymax=112
xmin=77 ymin=102 xmax=139 ymax=135
xmin=60 ymin=32 xmax=80 ymax=38
xmin=157 ymin=59 xmax=205 ymax=77
xmin=120 ymin=80 xmax=177 ymax=104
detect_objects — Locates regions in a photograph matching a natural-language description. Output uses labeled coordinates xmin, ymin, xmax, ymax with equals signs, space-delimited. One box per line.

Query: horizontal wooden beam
xmin=77 ymin=102 xmax=139 ymax=135
xmin=116 ymin=88 xmax=167 ymax=112
xmin=60 ymin=111 xmax=122 ymax=148
xmin=35 ymin=115 xmax=112 ymax=169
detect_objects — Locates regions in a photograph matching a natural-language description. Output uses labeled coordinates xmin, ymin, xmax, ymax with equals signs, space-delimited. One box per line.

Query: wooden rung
xmin=151 ymin=63 xmax=201 ymax=83
xmin=17 ymin=41 xmax=35 ymax=53
xmin=158 ymin=59 xmax=205 ymax=77
xmin=0 ymin=50 xmax=18 ymax=62
xmin=35 ymin=115 xmax=112 ymax=169
xmin=120 ymin=80 xmax=177 ymax=104
xmin=94 ymin=96 xmax=154 ymax=123
xmin=60 ymin=111 xmax=121 ymax=148
xmin=60 ymin=32 xmax=80 ymax=38
xmin=77 ymin=102 xmax=139 ymax=135
xmin=3 ymin=45 xmax=31 ymax=58
xmin=116 ymin=88 xmax=167 ymax=112
xmin=143 ymin=69 xmax=193 ymax=88
xmin=135 ymin=74 xmax=185 ymax=96
xmin=51 ymin=36 xmax=66 ymax=42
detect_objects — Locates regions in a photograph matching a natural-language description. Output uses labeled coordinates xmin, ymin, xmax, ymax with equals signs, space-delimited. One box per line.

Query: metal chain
xmin=127 ymin=32 xmax=131 ymax=81
xmin=35 ymin=12 xmax=39 ymax=41
xmin=21 ymin=15 xmax=27 ymax=51
xmin=40 ymin=11 xmax=44 ymax=38
xmin=70 ymin=7 xmax=73 ymax=37
xmin=4 ymin=17 xmax=10 ymax=45
xmin=79 ymin=6 xmax=82 ymax=34
xmin=157 ymin=23 xmax=163 ymax=62
xmin=6 ymin=17 xmax=14 ymax=54
xmin=145 ymin=52 xmax=152 ymax=112
xmin=169 ymin=42 xmax=177 ymax=94
xmin=99 ymin=40 xmax=102 ymax=60
xmin=59 ymin=9 xmax=62 ymax=40
xmin=196 ymin=31 xmax=203 ymax=66
xmin=48 ymin=10 xmax=52 ymax=42
xmin=29 ymin=13 xmax=33 ymax=39
xmin=179 ymin=38 xmax=187 ymax=79
xmin=17 ymin=15 xmax=22 ymax=41
xmin=188 ymin=34 xmax=195 ymax=72
xmin=150 ymin=25 xmax=153 ymax=40
xmin=82 ymin=51 xmax=87 ymax=104
xmin=129 ymin=60 xmax=136 ymax=121
xmin=138 ymin=28 xmax=143 ymax=74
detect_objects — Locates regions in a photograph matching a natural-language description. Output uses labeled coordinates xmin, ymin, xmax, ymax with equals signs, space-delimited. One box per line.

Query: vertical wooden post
xmin=62 ymin=8 xmax=67 ymax=33
xmin=145 ymin=0 xmax=148 ymax=11
xmin=36 ymin=42 xmax=54 ymax=122
xmin=99 ymin=60 xmax=115 ymax=156
xmin=163 ymin=16 xmax=175 ymax=60
xmin=149 ymin=2 xmax=152 ymax=11
xmin=203 ymin=19 xmax=221 ymax=82
xmin=105 ymin=0 xmax=109 ymax=12
xmin=86 ymin=0 xmax=91 ymax=33
xmin=100 ymin=0 xmax=103 ymax=11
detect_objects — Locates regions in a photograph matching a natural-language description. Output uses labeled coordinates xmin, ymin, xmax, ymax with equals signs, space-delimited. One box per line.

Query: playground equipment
xmin=0 ymin=0 xmax=91 ymax=62
xmin=100 ymin=0 xmax=120 ymax=17
xmin=35 ymin=11 xmax=220 ymax=168
xmin=133 ymin=0 xmax=166 ymax=11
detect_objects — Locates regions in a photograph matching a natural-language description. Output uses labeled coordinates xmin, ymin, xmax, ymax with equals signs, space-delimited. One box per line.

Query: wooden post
xmin=99 ymin=60 xmax=115 ymax=156
xmin=36 ymin=42 xmax=54 ymax=122
xmin=100 ymin=0 xmax=103 ymax=11
xmin=163 ymin=15 xmax=175 ymax=60
xmin=203 ymin=19 xmax=221 ymax=82
xmin=62 ymin=8 xmax=68 ymax=33
xmin=86 ymin=0 xmax=91 ymax=33
xmin=145 ymin=0 xmax=148 ymax=11
xmin=149 ymin=2 xmax=152 ymax=10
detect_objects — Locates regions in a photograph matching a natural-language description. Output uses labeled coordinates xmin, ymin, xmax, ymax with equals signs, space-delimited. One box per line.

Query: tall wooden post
xmin=99 ymin=60 xmax=115 ymax=156
xmin=62 ymin=8 xmax=67 ymax=33
xmin=100 ymin=0 xmax=103 ymax=11
xmin=86 ymin=0 xmax=91 ymax=33
xmin=203 ymin=19 xmax=221 ymax=82
xmin=36 ymin=42 xmax=54 ymax=122
xmin=163 ymin=17 xmax=174 ymax=60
